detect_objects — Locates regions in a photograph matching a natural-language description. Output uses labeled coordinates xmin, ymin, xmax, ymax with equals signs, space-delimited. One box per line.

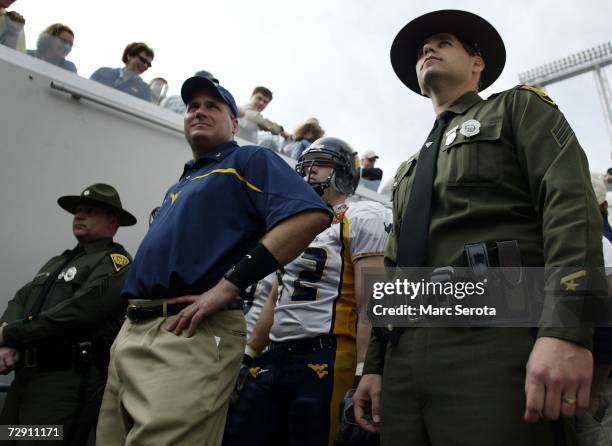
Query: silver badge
xmin=63 ymin=266 xmax=77 ymax=282
xmin=83 ymin=190 xmax=90 ymax=196
xmin=445 ymin=131 xmax=457 ymax=146
xmin=459 ymin=119 xmax=481 ymax=138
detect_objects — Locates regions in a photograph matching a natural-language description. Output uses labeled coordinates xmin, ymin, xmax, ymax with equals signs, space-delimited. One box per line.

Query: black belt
xmin=268 ymin=335 xmax=336 ymax=354
xmin=22 ymin=339 xmax=111 ymax=372
xmin=126 ymin=299 xmax=243 ymax=321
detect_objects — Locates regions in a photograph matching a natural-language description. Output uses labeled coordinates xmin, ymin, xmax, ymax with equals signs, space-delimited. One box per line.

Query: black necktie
xmin=396 ymin=111 xmax=454 ymax=267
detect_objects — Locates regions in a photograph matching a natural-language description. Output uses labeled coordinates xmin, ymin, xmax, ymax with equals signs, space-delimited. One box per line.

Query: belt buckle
xmin=24 ymin=347 xmax=37 ymax=368
xmin=127 ymin=304 xmax=142 ymax=320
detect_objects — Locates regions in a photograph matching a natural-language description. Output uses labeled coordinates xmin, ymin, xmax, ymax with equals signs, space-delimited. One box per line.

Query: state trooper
xmin=354 ymin=9 xmax=603 ymax=446
xmin=0 ymin=183 xmax=135 ymax=445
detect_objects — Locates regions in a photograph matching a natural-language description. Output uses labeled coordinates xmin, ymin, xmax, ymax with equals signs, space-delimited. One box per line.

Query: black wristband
xmin=224 ymin=243 xmax=281 ymax=292
xmin=242 ymin=353 xmax=254 ymax=368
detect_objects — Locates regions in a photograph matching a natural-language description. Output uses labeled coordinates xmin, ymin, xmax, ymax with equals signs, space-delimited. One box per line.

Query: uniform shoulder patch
xmin=551 ymin=114 xmax=575 ymax=148
xmin=109 ymin=253 xmax=130 ymax=272
xmin=518 ymin=85 xmax=558 ymax=108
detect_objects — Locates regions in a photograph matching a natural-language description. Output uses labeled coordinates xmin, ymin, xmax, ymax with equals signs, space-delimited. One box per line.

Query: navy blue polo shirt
xmin=122 ymin=141 xmax=331 ymax=300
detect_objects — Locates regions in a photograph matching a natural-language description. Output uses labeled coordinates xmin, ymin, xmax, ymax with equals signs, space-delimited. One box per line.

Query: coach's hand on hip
xmin=165 ymin=279 xmax=240 ymax=337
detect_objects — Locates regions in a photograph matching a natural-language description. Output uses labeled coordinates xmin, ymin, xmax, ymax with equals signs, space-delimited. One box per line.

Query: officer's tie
xmin=397 ymin=110 xmax=454 ymax=267
xmin=388 ymin=111 xmax=454 ymax=346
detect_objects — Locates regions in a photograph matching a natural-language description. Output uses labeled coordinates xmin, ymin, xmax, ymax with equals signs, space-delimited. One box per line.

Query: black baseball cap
xmin=390 ymin=10 xmax=506 ymax=95
xmin=181 ymin=76 xmax=238 ymax=117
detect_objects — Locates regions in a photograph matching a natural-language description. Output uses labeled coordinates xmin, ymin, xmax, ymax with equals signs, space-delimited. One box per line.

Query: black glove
xmin=230 ymin=353 xmax=254 ymax=406
xmin=335 ymin=377 xmax=379 ymax=446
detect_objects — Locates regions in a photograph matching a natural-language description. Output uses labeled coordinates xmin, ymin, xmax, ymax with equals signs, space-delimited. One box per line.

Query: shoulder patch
xmin=518 ymin=85 xmax=558 ymax=108
xmin=551 ymin=115 xmax=574 ymax=148
xmin=110 ymin=253 xmax=130 ymax=272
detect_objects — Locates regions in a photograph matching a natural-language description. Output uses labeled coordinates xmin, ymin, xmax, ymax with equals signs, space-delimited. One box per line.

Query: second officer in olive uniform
xmin=0 ymin=183 xmax=136 ymax=445
xmin=353 ymin=10 xmax=603 ymax=446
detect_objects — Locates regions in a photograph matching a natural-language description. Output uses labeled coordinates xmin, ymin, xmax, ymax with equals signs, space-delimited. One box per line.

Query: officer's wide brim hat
xmin=390 ymin=9 xmax=506 ymax=95
xmin=181 ymin=76 xmax=238 ymax=118
xmin=58 ymin=183 xmax=137 ymax=227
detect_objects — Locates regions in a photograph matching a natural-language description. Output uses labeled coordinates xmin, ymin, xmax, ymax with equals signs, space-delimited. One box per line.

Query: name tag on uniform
xmin=445 ymin=125 xmax=458 ymax=145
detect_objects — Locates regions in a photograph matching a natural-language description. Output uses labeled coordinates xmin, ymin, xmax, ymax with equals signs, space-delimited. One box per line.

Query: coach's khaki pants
xmin=96 ymin=310 xmax=245 ymax=446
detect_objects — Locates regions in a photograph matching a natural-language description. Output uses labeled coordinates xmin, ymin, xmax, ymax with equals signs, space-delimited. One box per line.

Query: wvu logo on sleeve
xmin=307 ymin=363 xmax=329 ymax=379
xmin=560 ymin=270 xmax=587 ymax=292
xmin=169 ymin=191 xmax=181 ymax=204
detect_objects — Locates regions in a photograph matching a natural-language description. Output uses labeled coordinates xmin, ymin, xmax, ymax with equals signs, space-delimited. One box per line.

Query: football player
xmin=224 ymin=137 xmax=391 ymax=446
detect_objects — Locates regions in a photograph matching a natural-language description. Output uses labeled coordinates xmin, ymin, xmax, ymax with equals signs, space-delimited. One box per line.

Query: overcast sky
xmin=13 ymin=0 xmax=612 ymax=183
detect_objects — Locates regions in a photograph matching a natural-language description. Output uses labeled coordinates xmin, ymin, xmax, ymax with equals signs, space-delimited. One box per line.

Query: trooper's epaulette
xmin=109 ymin=253 xmax=131 ymax=272
xmin=515 ymin=84 xmax=558 ymax=108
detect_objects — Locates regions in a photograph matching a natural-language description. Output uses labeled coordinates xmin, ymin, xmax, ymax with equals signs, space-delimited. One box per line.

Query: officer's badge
xmin=249 ymin=367 xmax=262 ymax=379
xmin=459 ymin=119 xmax=481 ymax=138
xmin=307 ymin=363 xmax=329 ymax=379
xmin=110 ymin=253 xmax=130 ymax=272
xmin=520 ymin=85 xmax=557 ymax=107
xmin=63 ymin=266 xmax=77 ymax=282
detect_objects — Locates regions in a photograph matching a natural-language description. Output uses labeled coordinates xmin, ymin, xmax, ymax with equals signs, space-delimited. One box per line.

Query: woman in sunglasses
xmin=28 ymin=23 xmax=77 ymax=72
xmin=90 ymin=41 xmax=155 ymax=102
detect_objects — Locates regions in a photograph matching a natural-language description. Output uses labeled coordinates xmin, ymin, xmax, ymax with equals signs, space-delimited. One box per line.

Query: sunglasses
xmin=137 ymin=55 xmax=152 ymax=68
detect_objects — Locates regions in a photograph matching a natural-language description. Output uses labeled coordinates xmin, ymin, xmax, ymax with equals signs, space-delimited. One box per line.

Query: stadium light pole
xmin=518 ymin=42 xmax=612 ymax=158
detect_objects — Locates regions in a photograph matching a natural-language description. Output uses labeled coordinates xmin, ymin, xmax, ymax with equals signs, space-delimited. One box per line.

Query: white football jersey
xmin=243 ymin=272 xmax=277 ymax=340
xmin=270 ymin=201 xmax=392 ymax=342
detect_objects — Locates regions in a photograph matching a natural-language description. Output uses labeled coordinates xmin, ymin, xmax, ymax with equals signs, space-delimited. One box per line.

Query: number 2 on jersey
xmin=290 ymin=247 xmax=328 ymax=301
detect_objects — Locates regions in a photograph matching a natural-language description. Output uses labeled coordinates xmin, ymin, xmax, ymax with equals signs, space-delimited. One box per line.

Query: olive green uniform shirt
xmin=1 ymin=238 xmax=132 ymax=347
xmin=364 ymin=86 xmax=603 ymax=375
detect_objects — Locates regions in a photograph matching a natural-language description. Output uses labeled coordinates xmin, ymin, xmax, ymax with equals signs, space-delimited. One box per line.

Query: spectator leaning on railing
xmin=237 ymin=86 xmax=290 ymax=144
xmin=90 ymin=42 xmax=154 ymax=102
xmin=28 ymin=23 xmax=77 ymax=73
xmin=0 ymin=0 xmax=25 ymax=53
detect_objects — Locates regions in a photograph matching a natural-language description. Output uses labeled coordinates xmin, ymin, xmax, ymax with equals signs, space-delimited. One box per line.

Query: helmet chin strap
xmin=307 ymin=170 xmax=335 ymax=197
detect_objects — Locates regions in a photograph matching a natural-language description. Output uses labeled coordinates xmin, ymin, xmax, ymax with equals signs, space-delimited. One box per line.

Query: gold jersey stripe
xmin=190 ymin=168 xmax=263 ymax=193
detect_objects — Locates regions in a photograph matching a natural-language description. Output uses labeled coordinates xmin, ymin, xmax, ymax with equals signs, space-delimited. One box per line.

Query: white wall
xmin=0 ymin=45 xmax=389 ymax=313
